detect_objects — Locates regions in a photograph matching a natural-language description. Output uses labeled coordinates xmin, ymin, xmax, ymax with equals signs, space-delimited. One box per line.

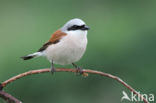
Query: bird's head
xmin=61 ymin=18 xmax=89 ymax=33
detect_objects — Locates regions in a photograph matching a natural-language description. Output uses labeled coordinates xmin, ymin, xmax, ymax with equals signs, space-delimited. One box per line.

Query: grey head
xmin=61 ymin=18 xmax=89 ymax=32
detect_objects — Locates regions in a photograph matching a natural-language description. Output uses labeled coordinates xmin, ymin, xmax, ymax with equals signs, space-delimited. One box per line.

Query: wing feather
xmin=38 ymin=30 xmax=67 ymax=52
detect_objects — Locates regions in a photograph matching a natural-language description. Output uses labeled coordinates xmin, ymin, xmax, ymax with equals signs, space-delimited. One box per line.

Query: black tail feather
xmin=21 ymin=55 xmax=35 ymax=60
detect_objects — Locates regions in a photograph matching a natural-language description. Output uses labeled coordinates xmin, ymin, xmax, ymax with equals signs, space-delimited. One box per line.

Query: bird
xmin=21 ymin=18 xmax=89 ymax=74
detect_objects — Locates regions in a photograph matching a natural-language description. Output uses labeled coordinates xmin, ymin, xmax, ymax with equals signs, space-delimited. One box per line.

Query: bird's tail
xmin=21 ymin=52 xmax=43 ymax=60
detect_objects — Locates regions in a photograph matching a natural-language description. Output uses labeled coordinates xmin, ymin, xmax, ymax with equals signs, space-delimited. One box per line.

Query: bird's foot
xmin=75 ymin=68 xmax=88 ymax=77
xmin=75 ymin=67 xmax=84 ymax=75
xmin=72 ymin=63 xmax=88 ymax=77
xmin=50 ymin=67 xmax=56 ymax=75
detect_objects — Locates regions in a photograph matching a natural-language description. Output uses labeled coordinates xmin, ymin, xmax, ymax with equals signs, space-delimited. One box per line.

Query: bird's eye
xmin=73 ymin=25 xmax=79 ymax=29
xmin=68 ymin=25 xmax=78 ymax=30
xmin=79 ymin=25 xmax=85 ymax=29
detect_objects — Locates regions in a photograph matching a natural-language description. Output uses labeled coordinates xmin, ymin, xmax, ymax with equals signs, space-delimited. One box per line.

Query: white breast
xmin=44 ymin=30 xmax=88 ymax=65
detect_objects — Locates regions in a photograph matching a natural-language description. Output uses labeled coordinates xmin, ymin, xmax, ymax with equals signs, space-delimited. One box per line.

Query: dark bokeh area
xmin=0 ymin=0 xmax=156 ymax=103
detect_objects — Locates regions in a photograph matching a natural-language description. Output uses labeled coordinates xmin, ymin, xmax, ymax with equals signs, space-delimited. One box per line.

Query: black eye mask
xmin=68 ymin=25 xmax=86 ymax=31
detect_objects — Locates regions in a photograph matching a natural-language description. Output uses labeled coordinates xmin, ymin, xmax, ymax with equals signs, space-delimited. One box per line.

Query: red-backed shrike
xmin=21 ymin=18 xmax=89 ymax=74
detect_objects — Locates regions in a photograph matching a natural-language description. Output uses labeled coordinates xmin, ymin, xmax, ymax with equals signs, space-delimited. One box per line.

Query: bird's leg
xmin=72 ymin=63 xmax=83 ymax=75
xmin=50 ymin=60 xmax=56 ymax=74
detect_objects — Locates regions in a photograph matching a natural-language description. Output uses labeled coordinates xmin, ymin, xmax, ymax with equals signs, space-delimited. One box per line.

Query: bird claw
xmin=75 ymin=67 xmax=84 ymax=75
xmin=50 ymin=67 xmax=56 ymax=75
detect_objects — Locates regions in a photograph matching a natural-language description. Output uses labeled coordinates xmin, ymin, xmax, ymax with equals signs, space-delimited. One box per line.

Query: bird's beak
xmin=82 ymin=25 xmax=90 ymax=30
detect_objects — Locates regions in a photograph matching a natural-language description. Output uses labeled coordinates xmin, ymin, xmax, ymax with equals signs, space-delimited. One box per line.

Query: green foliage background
xmin=0 ymin=0 xmax=156 ymax=103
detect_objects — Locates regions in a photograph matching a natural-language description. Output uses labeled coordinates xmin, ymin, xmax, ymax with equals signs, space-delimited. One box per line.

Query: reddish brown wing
xmin=38 ymin=30 xmax=67 ymax=52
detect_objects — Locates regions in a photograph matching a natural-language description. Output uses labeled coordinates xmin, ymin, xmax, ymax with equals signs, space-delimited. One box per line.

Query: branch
xmin=0 ymin=91 xmax=21 ymax=103
xmin=0 ymin=68 xmax=149 ymax=103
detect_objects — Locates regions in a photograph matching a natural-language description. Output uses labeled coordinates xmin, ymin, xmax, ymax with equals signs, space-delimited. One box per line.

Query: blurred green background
xmin=0 ymin=0 xmax=156 ymax=103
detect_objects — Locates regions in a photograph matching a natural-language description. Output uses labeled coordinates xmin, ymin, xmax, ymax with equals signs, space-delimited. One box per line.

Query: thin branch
xmin=0 ymin=91 xmax=22 ymax=103
xmin=0 ymin=68 xmax=149 ymax=103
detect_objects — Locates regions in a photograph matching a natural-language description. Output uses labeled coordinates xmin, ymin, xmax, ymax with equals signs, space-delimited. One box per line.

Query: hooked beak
xmin=82 ymin=25 xmax=90 ymax=30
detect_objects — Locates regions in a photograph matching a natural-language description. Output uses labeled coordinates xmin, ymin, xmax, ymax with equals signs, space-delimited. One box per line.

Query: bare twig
xmin=0 ymin=68 xmax=149 ymax=103
xmin=0 ymin=91 xmax=21 ymax=103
